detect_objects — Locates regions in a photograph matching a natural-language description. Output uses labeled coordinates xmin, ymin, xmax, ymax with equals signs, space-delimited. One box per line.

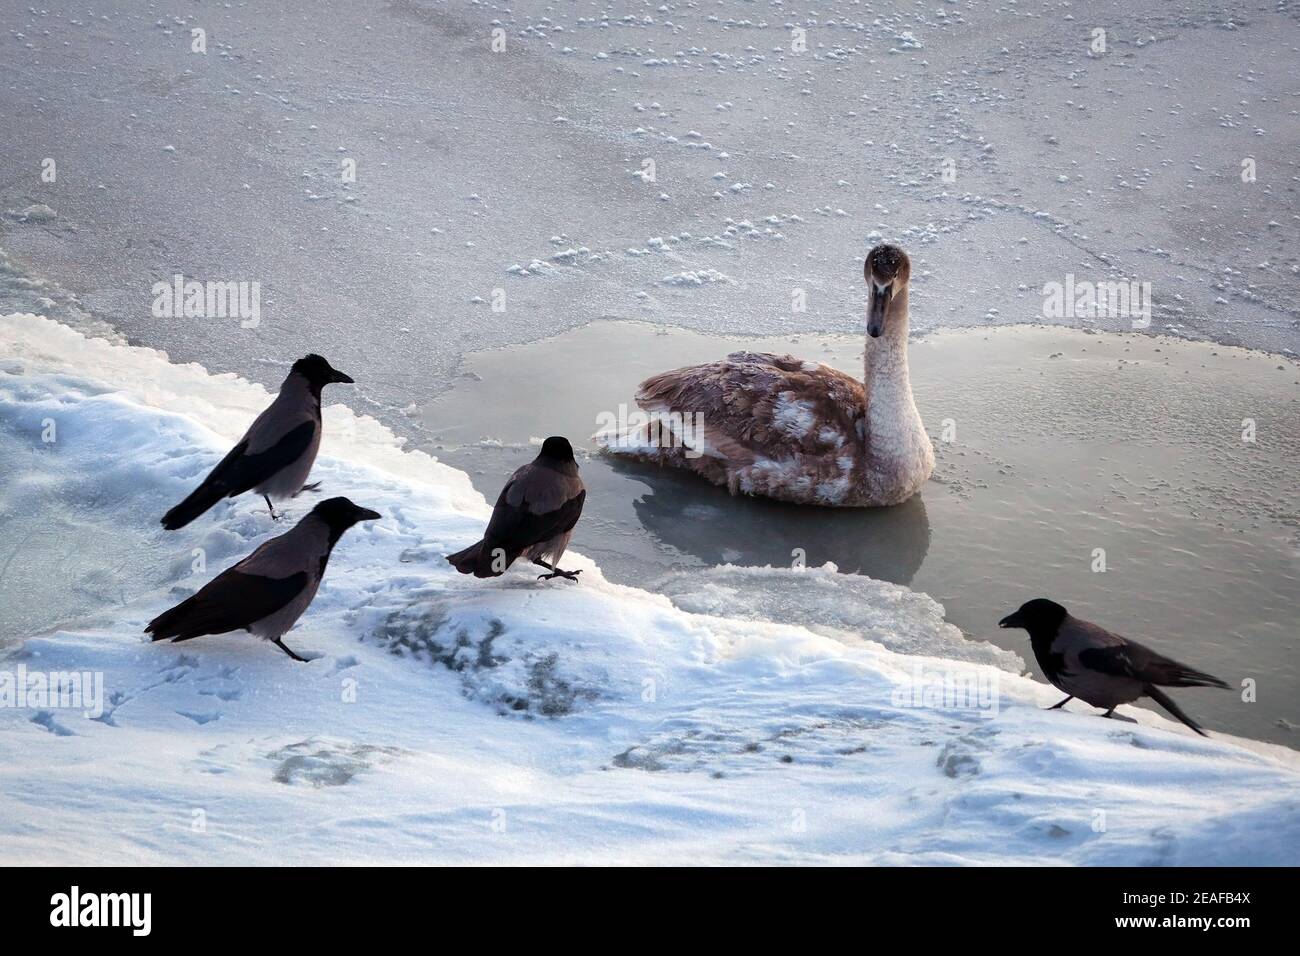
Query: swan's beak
xmin=867 ymin=281 xmax=892 ymax=338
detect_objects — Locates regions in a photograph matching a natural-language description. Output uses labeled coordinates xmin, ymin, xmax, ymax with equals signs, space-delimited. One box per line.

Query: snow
xmin=2 ymin=312 xmax=1298 ymax=865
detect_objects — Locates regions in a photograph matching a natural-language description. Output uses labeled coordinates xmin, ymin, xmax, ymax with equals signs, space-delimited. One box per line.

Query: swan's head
xmin=864 ymin=244 xmax=911 ymax=338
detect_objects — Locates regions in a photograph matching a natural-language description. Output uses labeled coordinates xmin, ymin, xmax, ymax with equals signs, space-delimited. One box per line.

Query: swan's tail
xmin=593 ymin=403 xmax=709 ymax=461
xmin=592 ymin=419 xmax=664 ymax=458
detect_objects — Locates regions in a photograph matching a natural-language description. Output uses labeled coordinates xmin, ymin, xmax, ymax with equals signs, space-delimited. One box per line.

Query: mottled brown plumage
xmin=596 ymin=244 xmax=933 ymax=506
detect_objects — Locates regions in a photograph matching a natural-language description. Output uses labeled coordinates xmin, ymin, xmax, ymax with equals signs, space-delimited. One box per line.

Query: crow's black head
xmin=312 ymin=496 xmax=380 ymax=531
xmin=291 ymin=354 xmax=354 ymax=387
xmin=998 ymin=598 xmax=1068 ymax=636
xmin=539 ymin=436 xmax=575 ymax=462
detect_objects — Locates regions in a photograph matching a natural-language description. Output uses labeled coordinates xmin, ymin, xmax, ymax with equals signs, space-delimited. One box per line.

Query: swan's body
xmin=595 ymin=245 xmax=933 ymax=507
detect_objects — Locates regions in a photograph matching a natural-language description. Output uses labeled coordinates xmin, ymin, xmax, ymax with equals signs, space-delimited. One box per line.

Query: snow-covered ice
xmin=2 ymin=313 xmax=1297 ymax=865
xmin=1 ymin=0 xmax=1295 ymax=430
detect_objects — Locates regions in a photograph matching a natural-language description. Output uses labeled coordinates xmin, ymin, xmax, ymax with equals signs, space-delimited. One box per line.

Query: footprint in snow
xmin=90 ymin=689 xmax=132 ymax=726
xmin=331 ymin=655 xmax=360 ymax=673
xmin=936 ymin=728 xmax=999 ymax=779
xmin=197 ymin=665 xmax=244 ymax=702
xmin=197 ymin=685 xmax=243 ymax=702
xmin=268 ymin=739 xmax=405 ymax=788
xmin=30 ymin=711 xmax=76 ymax=736
xmin=154 ymin=655 xmax=200 ymax=685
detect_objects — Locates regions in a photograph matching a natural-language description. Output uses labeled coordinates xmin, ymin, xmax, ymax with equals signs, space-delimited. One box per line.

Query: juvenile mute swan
xmin=595 ymin=244 xmax=934 ymax=506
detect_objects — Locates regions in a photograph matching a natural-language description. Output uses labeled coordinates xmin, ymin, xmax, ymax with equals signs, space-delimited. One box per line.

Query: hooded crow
xmin=999 ymin=598 xmax=1229 ymax=736
xmin=161 ymin=354 xmax=354 ymax=530
xmin=146 ymin=496 xmax=380 ymax=661
xmin=447 ymin=436 xmax=586 ymax=581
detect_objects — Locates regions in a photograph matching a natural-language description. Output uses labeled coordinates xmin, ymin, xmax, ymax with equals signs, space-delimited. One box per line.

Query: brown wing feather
xmin=635 ymin=351 xmax=864 ymax=461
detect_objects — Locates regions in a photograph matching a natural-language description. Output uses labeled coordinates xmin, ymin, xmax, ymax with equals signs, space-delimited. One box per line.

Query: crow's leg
xmin=532 ymin=556 xmax=581 ymax=582
xmin=273 ymin=638 xmax=308 ymax=662
xmin=263 ymin=495 xmax=282 ymax=521
xmin=1102 ymin=707 xmax=1116 ymax=719
xmin=295 ymin=481 xmax=322 ymax=497
xmin=1047 ymin=695 xmax=1074 ymax=710
xmin=537 ymin=569 xmax=582 ymax=582
xmin=537 ymin=566 xmax=582 ymax=582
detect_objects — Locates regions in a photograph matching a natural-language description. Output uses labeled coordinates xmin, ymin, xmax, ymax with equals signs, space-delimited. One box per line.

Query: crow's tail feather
xmin=145 ymin=598 xmax=201 ymax=643
xmin=446 ymin=541 xmax=481 ymax=575
xmin=1157 ymin=664 xmax=1229 ymax=690
xmin=446 ymin=540 xmax=508 ymax=578
xmin=1145 ymin=684 xmax=1209 ymax=737
xmin=161 ymin=480 xmax=227 ymax=530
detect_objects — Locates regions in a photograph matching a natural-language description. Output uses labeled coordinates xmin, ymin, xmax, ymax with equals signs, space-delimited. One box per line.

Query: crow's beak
xmin=331 ymin=369 xmax=355 ymax=384
xmin=998 ymin=612 xmax=1022 ymax=629
xmin=867 ymin=282 xmax=891 ymax=338
xmin=354 ymin=507 xmax=381 ymax=522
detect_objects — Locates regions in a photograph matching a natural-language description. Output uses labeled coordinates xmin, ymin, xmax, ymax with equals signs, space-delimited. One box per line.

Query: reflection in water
xmin=606 ymin=456 xmax=931 ymax=585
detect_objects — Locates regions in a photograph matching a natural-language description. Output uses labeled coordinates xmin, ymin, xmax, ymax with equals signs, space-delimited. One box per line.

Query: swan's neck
xmin=859 ymin=297 xmax=933 ymax=502
xmin=862 ymin=305 xmax=916 ymax=417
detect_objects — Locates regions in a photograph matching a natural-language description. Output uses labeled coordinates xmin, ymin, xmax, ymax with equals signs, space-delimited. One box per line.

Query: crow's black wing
xmin=162 ymin=421 xmax=316 ymax=528
xmin=483 ymin=483 xmax=585 ymax=560
xmin=1078 ymin=642 xmax=1227 ymax=689
xmin=204 ymin=420 xmax=316 ymax=497
xmin=1076 ymin=644 xmax=1138 ymax=678
xmin=145 ymin=569 xmax=309 ymax=642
